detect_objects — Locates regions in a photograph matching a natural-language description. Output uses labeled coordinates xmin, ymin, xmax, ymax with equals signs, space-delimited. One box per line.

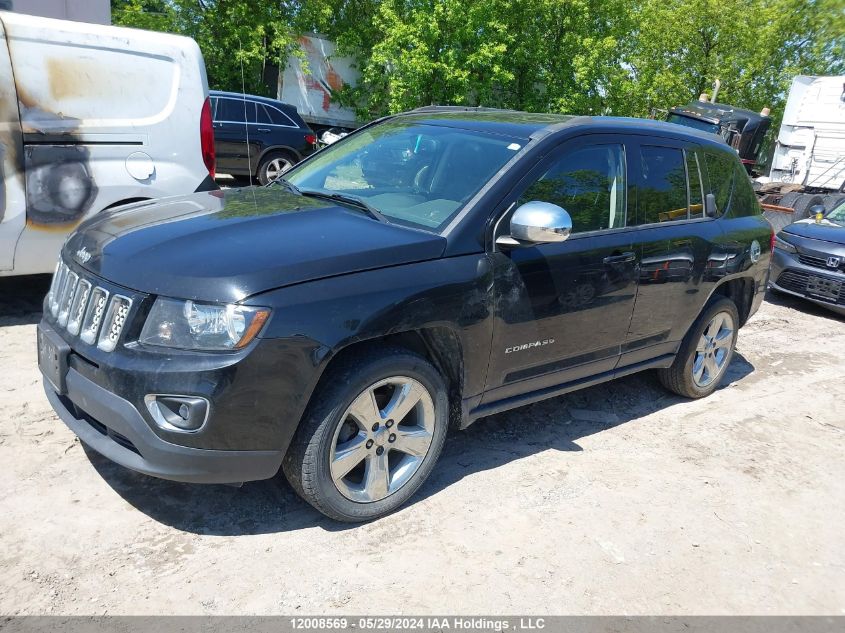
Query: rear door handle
xmin=603 ymin=252 xmax=636 ymax=265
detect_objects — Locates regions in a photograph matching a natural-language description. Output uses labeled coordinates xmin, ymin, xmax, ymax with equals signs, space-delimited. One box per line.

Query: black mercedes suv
xmin=210 ymin=90 xmax=317 ymax=185
xmin=38 ymin=108 xmax=773 ymax=521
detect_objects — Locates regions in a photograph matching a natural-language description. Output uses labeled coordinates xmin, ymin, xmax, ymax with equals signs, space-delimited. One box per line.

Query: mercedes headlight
xmin=139 ymin=298 xmax=270 ymax=351
xmin=773 ymin=234 xmax=797 ymax=254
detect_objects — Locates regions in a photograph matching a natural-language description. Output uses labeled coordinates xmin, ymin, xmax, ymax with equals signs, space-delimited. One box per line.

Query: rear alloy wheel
xmin=658 ymin=296 xmax=739 ymax=398
xmin=690 ymin=312 xmax=735 ymax=388
xmin=258 ymin=151 xmax=296 ymax=185
xmin=283 ymin=349 xmax=448 ymax=522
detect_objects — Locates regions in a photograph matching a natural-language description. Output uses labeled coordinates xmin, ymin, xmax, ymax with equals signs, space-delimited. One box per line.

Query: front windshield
xmin=667 ymin=113 xmax=720 ymax=135
xmin=826 ymin=200 xmax=845 ymax=226
xmin=284 ymin=120 xmax=524 ymax=231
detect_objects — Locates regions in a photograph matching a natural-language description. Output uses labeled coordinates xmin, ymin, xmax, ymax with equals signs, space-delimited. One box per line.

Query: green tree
xmin=112 ymin=0 xmax=301 ymax=95
xmin=112 ymin=0 xmax=845 ymax=130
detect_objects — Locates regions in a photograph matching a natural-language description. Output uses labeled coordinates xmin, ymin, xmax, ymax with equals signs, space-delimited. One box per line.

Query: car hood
xmin=782 ymin=218 xmax=845 ymax=245
xmin=64 ymin=187 xmax=447 ymax=303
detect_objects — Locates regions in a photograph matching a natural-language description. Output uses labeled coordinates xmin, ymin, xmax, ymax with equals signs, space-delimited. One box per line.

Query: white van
xmin=0 ymin=11 xmax=216 ymax=276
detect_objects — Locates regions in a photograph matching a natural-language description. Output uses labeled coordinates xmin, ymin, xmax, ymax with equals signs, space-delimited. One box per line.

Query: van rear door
xmin=0 ymin=16 xmax=25 ymax=271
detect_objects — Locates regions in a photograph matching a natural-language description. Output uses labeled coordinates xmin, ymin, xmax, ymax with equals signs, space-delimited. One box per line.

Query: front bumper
xmin=38 ymin=312 xmax=288 ymax=484
xmin=44 ymin=367 xmax=283 ymax=483
xmin=770 ymin=247 xmax=845 ymax=316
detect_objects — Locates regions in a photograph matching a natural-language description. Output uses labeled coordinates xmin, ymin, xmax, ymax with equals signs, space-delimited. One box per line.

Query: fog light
xmin=144 ymin=395 xmax=209 ymax=432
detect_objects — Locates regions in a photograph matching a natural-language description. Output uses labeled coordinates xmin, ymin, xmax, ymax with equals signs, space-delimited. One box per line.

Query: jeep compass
xmin=39 ymin=108 xmax=772 ymax=521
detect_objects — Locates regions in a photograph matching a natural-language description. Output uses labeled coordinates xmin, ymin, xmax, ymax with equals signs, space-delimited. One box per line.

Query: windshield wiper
xmin=270 ymin=177 xmax=301 ymax=195
xmin=299 ymin=189 xmax=390 ymax=224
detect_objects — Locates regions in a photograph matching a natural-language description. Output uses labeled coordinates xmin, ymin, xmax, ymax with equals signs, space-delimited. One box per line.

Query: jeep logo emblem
xmin=75 ymin=247 xmax=92 ymax=264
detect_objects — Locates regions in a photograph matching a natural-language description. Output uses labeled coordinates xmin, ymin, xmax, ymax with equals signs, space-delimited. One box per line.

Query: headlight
xmin=773 ymin=234 xmax=797 ymax=254
xmin=139 ymin=298 xmax=270 ymax=351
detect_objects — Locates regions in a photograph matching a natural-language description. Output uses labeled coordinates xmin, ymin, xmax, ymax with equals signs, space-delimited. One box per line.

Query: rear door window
xmin=244 ymin=100 xmax=258 ymax=124
xmin=265 ymin=105 xmax=297 ymax=127
xmin=686 ymin=149 xmax=705 ymax=219
xmin=638 ymin=146 xmax=688 ymax=223
xmin=257 ymin=104 xmax=273 ymax=125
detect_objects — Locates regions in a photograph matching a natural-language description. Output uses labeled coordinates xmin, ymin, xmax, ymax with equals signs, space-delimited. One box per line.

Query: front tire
xmin=283 ymin=348 xmax=449 ymax=522
xmin=658 ymin=297 xmax=739 ymax=398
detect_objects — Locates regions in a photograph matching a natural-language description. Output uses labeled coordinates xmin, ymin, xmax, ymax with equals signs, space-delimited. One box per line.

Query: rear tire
xmin=658 ymin=297 xmax=739 ymax=399
xmin=792 ymin=193 xmax=825 ymax=220
xmin=257 ymin=150 xmax=297 ymax=185
xmin=823 ymin=194 xmax=845 ymax=213
xmin=283 ymin=348 xmax=449 ymax=522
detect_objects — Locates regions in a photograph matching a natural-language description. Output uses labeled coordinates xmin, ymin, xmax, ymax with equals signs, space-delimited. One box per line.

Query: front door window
xmin=520 ymin=145 xmax=626 ymax=233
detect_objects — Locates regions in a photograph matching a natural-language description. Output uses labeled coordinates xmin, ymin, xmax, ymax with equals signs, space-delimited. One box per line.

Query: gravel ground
xmin=0 ymin=275 xmax=843 ymax=615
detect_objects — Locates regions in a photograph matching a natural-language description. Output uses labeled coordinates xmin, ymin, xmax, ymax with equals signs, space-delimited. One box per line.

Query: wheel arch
xmin=312 ymin=327 xmax=466 ymax=430
xmin=708 ymin=276 xmax=756 ymax=326
xmin=255 ymin=145 xmax=302 ymax=170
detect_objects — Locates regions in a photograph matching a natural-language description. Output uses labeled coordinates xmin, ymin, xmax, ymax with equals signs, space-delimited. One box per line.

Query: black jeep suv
xmin=38 ymin=108 xmax=772 ymax=521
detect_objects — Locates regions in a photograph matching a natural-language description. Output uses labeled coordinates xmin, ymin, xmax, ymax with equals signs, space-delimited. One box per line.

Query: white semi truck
xmin=757 ymin=75 xmax=845 ymax=229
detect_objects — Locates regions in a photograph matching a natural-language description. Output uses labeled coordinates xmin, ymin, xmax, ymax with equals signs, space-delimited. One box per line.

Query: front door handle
xmin=257 ymin=127 xmax=271 ymax=133
xmin=603 ymin=252 xmax=636 ymax=265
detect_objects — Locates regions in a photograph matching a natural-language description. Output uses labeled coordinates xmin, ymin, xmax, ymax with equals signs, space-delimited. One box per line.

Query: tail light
xmin=200 ymin=97 xmax=216 ymax=178
xmin=770 ymin=227 xmax=776 ymax=253
xmin=304 ymin=133 xmax=317 ymax=145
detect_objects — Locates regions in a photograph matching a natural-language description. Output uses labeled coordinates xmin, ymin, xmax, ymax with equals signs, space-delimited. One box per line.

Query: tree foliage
xmin=113 ymin=0 xmax=845 ymax=123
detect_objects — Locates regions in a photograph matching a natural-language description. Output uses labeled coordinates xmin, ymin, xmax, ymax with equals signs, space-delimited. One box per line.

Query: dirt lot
xmin=0 ymin=275 xmax=843 ymax=615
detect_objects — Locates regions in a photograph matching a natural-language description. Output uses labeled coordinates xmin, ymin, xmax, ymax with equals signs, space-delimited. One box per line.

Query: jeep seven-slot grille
xmin=47 ymin=261 xmax=133 ymax=352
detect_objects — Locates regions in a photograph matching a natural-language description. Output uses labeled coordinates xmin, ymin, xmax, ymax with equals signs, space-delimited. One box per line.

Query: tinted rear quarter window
xmin=703 ymin=150 xmax=736 ymax=215
xmin=730 ymin=160 xmax=761 ymax=216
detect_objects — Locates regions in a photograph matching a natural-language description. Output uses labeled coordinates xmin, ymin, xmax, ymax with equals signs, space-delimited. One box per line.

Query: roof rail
xmin=406 ymin=105 xmax=518 ymax=114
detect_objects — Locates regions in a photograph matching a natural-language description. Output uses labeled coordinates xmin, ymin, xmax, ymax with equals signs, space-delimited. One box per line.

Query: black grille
xmin=776 ymin=269 xmax=845 ymax=305
xmin=798 ymin=253 xmax=843 ymax=272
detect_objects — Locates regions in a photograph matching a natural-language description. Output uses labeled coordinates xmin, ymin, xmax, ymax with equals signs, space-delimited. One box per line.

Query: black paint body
xmin=41 ymin=113 xmax=773 ymax=483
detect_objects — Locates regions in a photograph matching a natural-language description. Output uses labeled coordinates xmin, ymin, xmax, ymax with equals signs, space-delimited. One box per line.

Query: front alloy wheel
xmin=330 ymin=377 xmax=435 ymax=502
xmin=283 ymin=349 xmax=449 ymax=522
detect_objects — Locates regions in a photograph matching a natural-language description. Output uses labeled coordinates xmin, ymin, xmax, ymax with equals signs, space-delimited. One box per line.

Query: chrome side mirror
xmin=505 ymin=201 xmax=572 ymax=244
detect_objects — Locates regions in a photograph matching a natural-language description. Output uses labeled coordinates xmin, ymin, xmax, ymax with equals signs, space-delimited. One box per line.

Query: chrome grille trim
xmin=80 ymin=287 xmax=110 ymax=345
xmin=56 ymin=271 xmax=79 ymax=327
xmin=46 ymin=262 xmax=62 ymax=314
xmin=97 ymin=295 xmax=133 ymax=352
xmin=67 ymin=279 xmax=92 ymax=336
xmin=49 ymin=263 xmax=68 ymax=318
xmin=49 ymin=257 xmax=137 ymax=352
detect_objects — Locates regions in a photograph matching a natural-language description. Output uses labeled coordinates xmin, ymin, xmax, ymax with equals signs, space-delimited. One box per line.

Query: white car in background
xmin=0 ymin=11 xmax=216 ymax=276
